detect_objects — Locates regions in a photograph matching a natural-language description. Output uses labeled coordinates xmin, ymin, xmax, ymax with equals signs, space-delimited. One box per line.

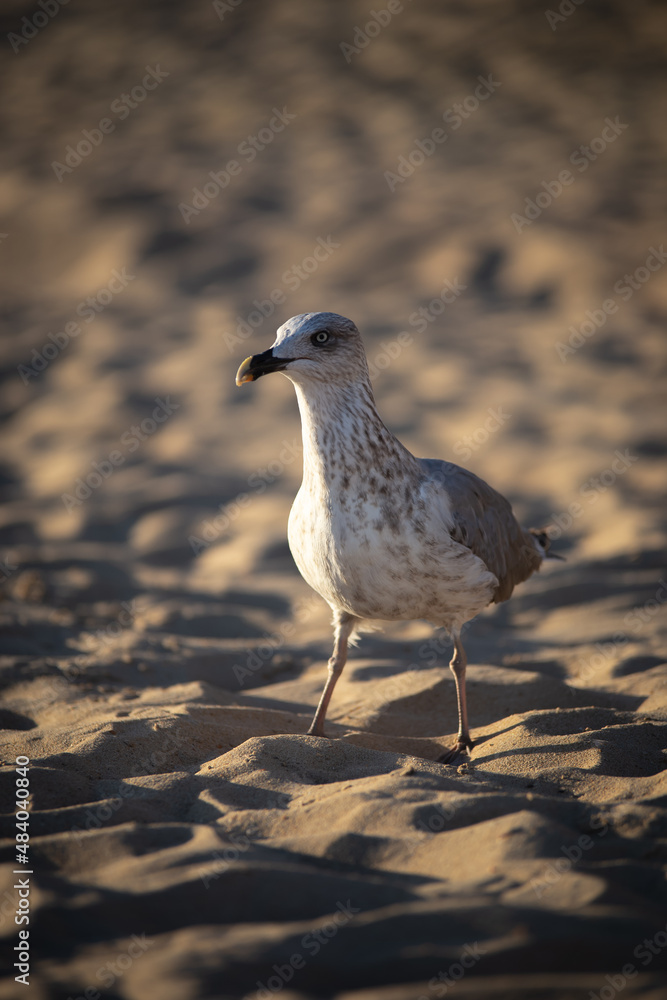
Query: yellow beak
xmin=235 ymin=357 xmax=255 ymax=386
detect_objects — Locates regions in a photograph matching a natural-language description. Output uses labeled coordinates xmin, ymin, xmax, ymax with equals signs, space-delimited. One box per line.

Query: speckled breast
xmin=287 ymin=483 xmax=497 ymax=627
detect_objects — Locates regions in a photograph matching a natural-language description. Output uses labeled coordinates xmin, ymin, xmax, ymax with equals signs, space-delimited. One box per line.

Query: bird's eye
xmin=311 ymin=331 xmax=330 ymax=345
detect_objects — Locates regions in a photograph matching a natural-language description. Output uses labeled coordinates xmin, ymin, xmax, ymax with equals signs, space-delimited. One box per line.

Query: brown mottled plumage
xmin=236 ymin=312 xmax=555 ymax=762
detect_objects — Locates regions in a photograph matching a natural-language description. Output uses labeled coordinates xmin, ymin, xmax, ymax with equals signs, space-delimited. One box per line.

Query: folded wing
xmin=419 ymin=457 xmax=543 ymax=603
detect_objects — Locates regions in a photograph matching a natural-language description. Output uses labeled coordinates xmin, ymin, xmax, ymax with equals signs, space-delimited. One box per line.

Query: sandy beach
xmin=1 ymin=1 xmax=666 ymax=997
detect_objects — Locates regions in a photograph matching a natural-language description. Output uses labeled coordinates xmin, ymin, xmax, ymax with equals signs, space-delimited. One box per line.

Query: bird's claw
xmin=438 ymin=739 xmax=473 ymax=765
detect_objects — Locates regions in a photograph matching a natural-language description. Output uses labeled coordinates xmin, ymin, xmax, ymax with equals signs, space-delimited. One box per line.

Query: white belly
xmin=288 ymin=483 xmax=497 ymax=629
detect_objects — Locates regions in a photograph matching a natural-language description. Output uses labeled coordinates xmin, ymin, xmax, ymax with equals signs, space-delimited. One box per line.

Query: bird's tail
xmin=529 ymin=528 xmax=565 ymax=561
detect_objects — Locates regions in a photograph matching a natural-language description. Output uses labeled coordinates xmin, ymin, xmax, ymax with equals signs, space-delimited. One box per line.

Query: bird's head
xmin=235 ymin=312 xmax=369 ymax=388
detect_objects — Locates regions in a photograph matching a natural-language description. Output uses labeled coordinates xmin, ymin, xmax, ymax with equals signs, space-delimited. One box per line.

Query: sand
xmin=1 ymin=0 xmax=666 ymax=997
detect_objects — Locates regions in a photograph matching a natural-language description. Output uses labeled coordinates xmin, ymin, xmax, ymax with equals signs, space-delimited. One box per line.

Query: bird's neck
xmin=292 ymin=377 xmax=419 ymax=490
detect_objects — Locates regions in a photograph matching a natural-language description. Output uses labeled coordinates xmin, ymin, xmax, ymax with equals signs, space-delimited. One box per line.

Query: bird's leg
xmin=307 ymin=612 xmax=356 ymax=737
xmin=439 ymin=631 xmax=473 ymax=764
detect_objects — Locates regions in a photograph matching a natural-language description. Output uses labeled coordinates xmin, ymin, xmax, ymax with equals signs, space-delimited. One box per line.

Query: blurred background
xmin=0 ymin=0 xmax=665 ymax=646
xmin=2 ymin=4 xmax=667 ymax=996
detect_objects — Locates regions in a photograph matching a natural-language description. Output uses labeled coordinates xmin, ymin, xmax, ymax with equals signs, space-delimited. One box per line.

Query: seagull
xmin=236 ymin=312 xmax=559 ymax=762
